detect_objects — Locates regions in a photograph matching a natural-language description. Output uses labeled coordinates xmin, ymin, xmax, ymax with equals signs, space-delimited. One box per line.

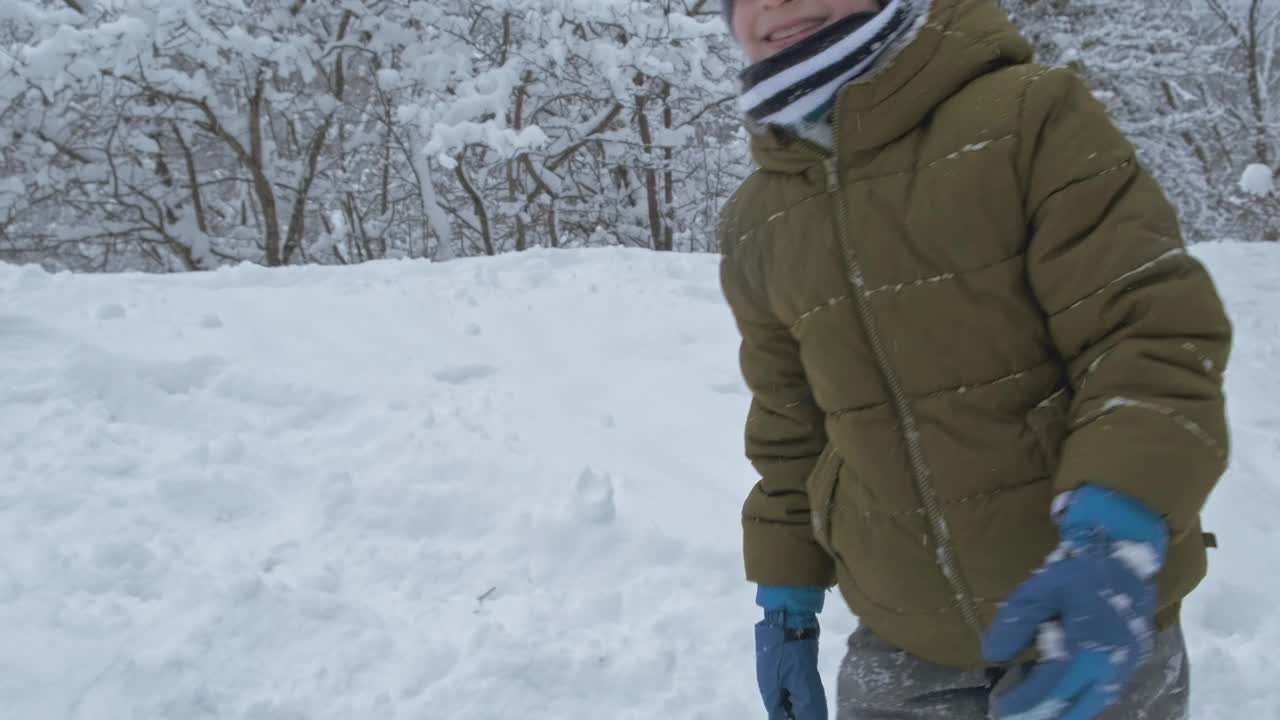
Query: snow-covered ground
xmin=1 ymin=243 xmax=1276 ymax=719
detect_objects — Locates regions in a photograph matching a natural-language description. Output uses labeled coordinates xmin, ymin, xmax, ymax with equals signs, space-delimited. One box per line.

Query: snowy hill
xmin=2 ymin=244 xmax=1277 ymax=719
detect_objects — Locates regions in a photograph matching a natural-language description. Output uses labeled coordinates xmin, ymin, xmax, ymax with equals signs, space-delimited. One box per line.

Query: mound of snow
xmin=1241 ymin=163 xmax=1274 ymax=196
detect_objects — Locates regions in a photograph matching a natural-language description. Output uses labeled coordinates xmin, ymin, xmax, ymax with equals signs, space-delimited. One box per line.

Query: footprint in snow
xmin=95 ymin=303 xmax=126 ymax=320
xmin=573 ymin=468 xmax=616 ymax=525
xmin=434 ymin=364 xmax=497 ymax=385
xmin=0 ymin=314 xmax=64 ymax=349
xmin=681 ymin=285 xmax=723 ymax=303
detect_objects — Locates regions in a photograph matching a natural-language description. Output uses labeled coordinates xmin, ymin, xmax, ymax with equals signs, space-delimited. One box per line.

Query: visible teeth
xmin=771 ymin=22 xmax=818 ymax=41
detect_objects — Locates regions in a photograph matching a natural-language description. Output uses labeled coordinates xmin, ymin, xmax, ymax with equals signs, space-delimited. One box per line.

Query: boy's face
xmin=732 ymin=0 xmax=882 ymax=62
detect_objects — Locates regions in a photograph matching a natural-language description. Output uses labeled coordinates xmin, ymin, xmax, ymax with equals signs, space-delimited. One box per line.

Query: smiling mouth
xmin=766 ymin=19 xmax=827 ymax=44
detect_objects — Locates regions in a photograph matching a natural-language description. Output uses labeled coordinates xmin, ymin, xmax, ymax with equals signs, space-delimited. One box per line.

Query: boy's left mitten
xmin=982 ymin=485 xmax=1168 ymax=720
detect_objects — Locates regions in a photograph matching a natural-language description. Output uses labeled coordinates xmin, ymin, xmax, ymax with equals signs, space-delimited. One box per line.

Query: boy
xmin=716 ymin=0 xmax=1233 ymax=718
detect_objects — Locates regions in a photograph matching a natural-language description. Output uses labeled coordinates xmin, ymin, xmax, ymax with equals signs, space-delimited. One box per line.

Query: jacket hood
xmin=749 ymin=0 xmax=1034 ymax=174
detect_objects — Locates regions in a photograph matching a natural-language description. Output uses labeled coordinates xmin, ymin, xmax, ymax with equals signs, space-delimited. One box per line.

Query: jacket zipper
xmin=821 ymin=134 xmax=984 ymax=638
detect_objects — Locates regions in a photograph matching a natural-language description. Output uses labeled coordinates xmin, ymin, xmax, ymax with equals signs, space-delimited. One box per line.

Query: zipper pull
xmin=824 ymin=157 xmax=839 ymax=192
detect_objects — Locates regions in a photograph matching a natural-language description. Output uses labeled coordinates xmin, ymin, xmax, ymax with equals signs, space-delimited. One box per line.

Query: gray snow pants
xmin=837 ymin=623 xmax=1190 ymax=719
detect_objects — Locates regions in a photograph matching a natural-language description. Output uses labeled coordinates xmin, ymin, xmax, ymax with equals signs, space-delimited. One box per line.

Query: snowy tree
xmin=420 ymin=0 xmax=744 ymax=256
xmin=19 ymin=0 xmax=1272 ymax=269
xmin=1 ymin=0 xmax=747 ymax=270
xmin=1204 ymin=0 xmax=1279 ymax=241
xmin=3 ymin=0 xmax=378 ymax=268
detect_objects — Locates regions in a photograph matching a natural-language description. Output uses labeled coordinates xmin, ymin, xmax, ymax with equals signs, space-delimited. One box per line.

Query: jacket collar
xmin=748 ymin=0 xmax=1034 ymax=175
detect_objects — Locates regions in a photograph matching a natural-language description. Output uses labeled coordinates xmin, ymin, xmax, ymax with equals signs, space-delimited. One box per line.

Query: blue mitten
xmin=982 ymin=485 xmax=1169 ymax=720
xmin=755 ymin=585 xmax=828 ymax=720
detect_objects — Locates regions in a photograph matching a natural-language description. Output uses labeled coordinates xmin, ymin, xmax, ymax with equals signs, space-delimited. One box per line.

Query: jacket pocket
xmin=1026 ymin=387 xmax=1072 ymax=471
xmin=806 ymin=443 xmax=843 ymax=554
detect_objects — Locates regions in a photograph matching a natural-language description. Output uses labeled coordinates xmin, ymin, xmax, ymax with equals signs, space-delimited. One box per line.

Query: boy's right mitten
xmin=755 ymin=585 xmax=827 ymax=720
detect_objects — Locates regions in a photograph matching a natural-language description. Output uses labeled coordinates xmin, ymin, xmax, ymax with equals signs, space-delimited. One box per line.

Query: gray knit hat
xmin=721 ymin=0 xmax=734 ymax=28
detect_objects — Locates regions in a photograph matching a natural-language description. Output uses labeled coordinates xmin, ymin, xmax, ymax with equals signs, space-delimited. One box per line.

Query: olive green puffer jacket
xmin=718 ymin=0 xmax=1232 ymax=668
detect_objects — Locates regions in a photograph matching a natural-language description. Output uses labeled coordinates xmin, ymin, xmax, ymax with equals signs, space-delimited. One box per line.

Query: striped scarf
xmin=737 ymin=0 xmax=924 ymax=143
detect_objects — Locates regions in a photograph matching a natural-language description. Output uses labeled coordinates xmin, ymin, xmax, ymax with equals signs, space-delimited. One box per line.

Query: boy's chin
xmin=746 ymin=41 xmax=796 ymax=63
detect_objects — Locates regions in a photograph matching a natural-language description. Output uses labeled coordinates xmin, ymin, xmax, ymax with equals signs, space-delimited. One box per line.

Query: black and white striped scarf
xmin=737 ymin=0 xmax=924 ymax=142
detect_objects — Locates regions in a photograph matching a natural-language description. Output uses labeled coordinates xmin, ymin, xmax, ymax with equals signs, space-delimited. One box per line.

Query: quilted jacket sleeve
xmin=1018 ymin=68 xmax=1233 ymax=539
xmin=719 ymin=250 xmax=835 ymax=589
